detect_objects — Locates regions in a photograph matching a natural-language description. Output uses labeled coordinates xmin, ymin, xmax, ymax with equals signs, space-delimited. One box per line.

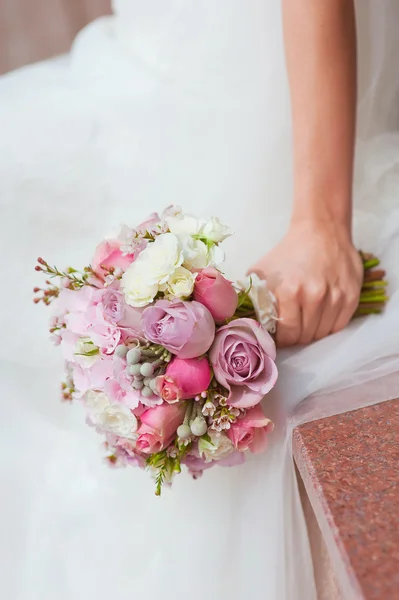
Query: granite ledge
xmin=293 ymin=399 xmax=399 ymax=600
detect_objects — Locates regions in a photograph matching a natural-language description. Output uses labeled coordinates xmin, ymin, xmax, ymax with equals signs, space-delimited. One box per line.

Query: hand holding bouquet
xmin=35 ymin=207 xmax=387 ymax=495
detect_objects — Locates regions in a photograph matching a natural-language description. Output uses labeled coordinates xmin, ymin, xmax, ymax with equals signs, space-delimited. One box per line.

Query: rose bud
xmin=193 ymin=267 xmax=238 ymax=323
xmin=227 ymin=405 xmax=274 ymax=454
xmin=165 ymin=356 xmax=212 ymax=400
xmin=136 ymin=403 xmax=186 ymax=454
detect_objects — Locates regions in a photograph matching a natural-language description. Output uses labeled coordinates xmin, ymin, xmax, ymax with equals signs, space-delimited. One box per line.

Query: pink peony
xmin=227 ymin=405 xmax=274 ymax=454
xmin=209 ymin=318 xmax=278 ymax=408
xmin=165 ymin=356 xmax=212 ymax=400
xmin=92 ymin=239 xmax=135 ymax=277
xmin=136 ymin=403 xmax=186 ymax=454
xmin=141 ymin=299 xmax=215 ymax=359
xmin=193 ymin=267 xmax=238 ymax=323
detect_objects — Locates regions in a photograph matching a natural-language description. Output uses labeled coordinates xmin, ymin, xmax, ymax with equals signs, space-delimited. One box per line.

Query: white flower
xmin=137 ymin=232 xmax=183 ymax=285
xmin=84 ymin=389 xmax=110 ymax=414
xmin=122 ymin=263 xmax=158 ymax=307
xmin=84 ymin=391 xmax=138 ymax=440
xmin=165 ymin=213 xmax=204 ymax=237
xmin=201 ymin=216 xmax=232 ymax=243
xmin=198 ymin=431 xmax=234 ymax=462
xmin=243 ymin=273 xmax=278 ymax=334
xmin=181 ymin=237 xmax=209 ymax=270
xmin=163 ymin=266 xmax=196 ymax=299
xmin=208 ymin=243 xmax=225 ymax=267
xmin=74 ymin=337 xmax=100 ymax=367
xmin=181 ymin=236 xmax=226 ymax=270
xmin=161 ymin=205 xmax=183 ymax=220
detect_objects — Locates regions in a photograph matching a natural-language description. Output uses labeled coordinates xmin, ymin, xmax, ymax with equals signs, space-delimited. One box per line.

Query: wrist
xmin=291 ymin=191 xmax=352 ymax=233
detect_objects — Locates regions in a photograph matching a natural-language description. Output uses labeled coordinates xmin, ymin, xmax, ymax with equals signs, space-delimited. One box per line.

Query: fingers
xmin=297 ymin=283 xmax=326 ymax=345
xmin=314 ymin=286 xmax=341 ymax=341
xmin=331 ymin=285 xmax=360 ymax=333
xmin=277 ymin=282 xmax=358 ymax=347
xmin=275 ymin=288 xmax=302 ymax=347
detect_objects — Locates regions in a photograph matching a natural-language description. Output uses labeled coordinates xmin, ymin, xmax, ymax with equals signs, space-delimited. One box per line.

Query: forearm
xmin=282 ymin=0 xmax=357 ymax=230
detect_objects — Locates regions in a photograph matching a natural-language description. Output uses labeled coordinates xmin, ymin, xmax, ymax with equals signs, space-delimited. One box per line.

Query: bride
xmin=1 ymin=1 xmax=398 ymax=598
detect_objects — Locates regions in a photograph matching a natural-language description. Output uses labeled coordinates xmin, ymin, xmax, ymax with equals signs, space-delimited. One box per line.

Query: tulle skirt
xmin=0 ymin=1 xmax=398 ymax=598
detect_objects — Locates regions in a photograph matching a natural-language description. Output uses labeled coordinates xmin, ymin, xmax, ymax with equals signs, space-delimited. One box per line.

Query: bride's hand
xmin=249 ymin=219 xmax=363 ymax=347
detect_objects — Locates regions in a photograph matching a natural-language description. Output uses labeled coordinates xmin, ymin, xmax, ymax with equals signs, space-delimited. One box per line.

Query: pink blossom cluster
xmin=36 ymin=207 xmax=278 ymax=495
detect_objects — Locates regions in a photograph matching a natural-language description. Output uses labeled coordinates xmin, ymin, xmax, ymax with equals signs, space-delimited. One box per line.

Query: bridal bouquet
xmin=34 ymin=207 xmax=279 ymax=494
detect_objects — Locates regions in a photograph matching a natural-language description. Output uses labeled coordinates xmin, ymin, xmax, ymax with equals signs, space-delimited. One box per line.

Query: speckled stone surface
xmin=293 ymin=399 xmax=399 ymax=600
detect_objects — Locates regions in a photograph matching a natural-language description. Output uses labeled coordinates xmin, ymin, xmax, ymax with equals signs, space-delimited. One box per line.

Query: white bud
xmin=127 ymin=348 xmax=141 ymax=365
xmin=177 ymin=424 xmax=192 ymax=440
xmin=115 ymin=345 xmax=128 ymax=358
xmin=141 ymin=386 xmax=153 ymax=398
xmin=140 ymin=362 xmax=154 ymax=377
xmin=129 ymin=364 xmax=142 ymax=376
xmin=190 ymin=417 xmax=208 ymax=437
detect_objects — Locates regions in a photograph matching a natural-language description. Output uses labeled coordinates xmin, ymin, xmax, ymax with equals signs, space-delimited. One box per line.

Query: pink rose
xmin=209 ymin=318 xmax=278 ymax=408
xmin=193 ymin=267 xmax=238 ymax=323
xmin=227 ymin=405 xmax=274 ymax=454
xmin=165 ymin=357 xmax=211 ymax=400
xmin=155 ymin=375 xmax=181 ymax=404
xmin=101 ymin=285 xmax=144 ymax=339
xmin=136 ymin=403 xmax=186 ymax=454
xmin=141 ymin=299 xmax=215 ymax=359
xmin=102 ymin=287 xmax=125 ymax=323
xmin=92 ymin=239 xmax=135 ymax=277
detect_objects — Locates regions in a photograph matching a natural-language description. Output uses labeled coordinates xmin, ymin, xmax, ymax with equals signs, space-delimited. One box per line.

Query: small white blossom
xmin=211 ymin=415 xmax=232 ymax=432
xmin=201 ymin=216 xmax=232 ymax=243
xmin=214 ymin=394 xmax=228 ymax=407
xmin=165 ymin=213 xmax=204 ymax=237
xmin=202 ymin=401 xmax=216 ymax=417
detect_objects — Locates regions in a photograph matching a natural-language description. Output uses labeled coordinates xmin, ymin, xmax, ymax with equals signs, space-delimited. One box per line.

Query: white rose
xmin=180 ymin=237 xmax=210 ymax=270
xmin=240 ymin=273 xmax=278 ymax=334
xmin=198 ymin=431 xmax=234 ymax=462
xmin=163 ymin=266 xmax=196 ymax=299
xmin=200 ymin=217 xmax=231 ymax=243
xmin=84 ymin=391 xmax=138 ymax=440
xmin=137 ymin=232 xmax=183 ymax=285
xmin=122 ymin=263 xmax=158 ymax=307
xmin=165 ymin=213 xmax=203 ymax=237
xmin=74 ymin=337 xmax=100 ymax=367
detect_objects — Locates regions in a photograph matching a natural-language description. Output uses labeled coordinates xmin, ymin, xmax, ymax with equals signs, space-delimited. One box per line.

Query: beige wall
xmin=0 ymin=0 xmax=111 ymax=74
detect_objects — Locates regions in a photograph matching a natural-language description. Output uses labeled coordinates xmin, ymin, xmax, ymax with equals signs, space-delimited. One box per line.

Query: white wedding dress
xmin=1 ymin=2 xmax=398 ymax=599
